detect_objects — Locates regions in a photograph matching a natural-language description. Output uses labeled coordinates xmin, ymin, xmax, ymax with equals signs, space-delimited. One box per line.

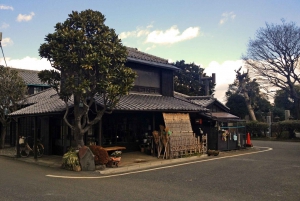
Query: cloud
xmin=219 ymin=12 xmax=236 ymax=25
xmin=204 ymin=60 xmax=245 ymax=103
xmin=119 ymin=24 xmax=200 ymax=46
xmin=146 ymin=26 xmax=200 ymax=44
xmin=0 ymin=5 xmax=14 ymax=10
xmin=16 ymin=12 xmax=35 ymax=22
xmin=119 ymin=25 xmax=152 ymax=39
xmin=0 ymin=57 xmax=54 ymax=71
xmin=0 ymin=22 xmax=9 ymax=29
xmin=1 ymin=38 xmax=13 ymax=46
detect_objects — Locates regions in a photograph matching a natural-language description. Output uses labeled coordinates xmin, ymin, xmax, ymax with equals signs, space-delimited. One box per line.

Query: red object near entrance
xmin=246 ymin=133 xmax=253 ymax=147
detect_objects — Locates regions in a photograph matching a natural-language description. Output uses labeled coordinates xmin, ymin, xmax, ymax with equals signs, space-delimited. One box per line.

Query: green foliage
xmin=38 ymin=10 xmax=136 ymax=147
xmin=271 ymin=120 xmax=300 ymax=139
xmin=226 ymin=79 xmax=271 ymax=120
xmin=246 ymin=121 xmax=269 ymax=137
xmin=271 ymin=107 xmax=285 ymax=121
xmin=38 ymin=70 xmax=61 ymax=92
xmin=273 ymin=88 xmax=300 ymax=119
xmin=174 ymin=60 xmax=214 ymax=96
xmin=62 ymin=148 xmax=80 ymax=170
xmin=0 ymin=65 xmax=27 ymax=148
xmin=226 ymin=94 xmax=248 ymax=119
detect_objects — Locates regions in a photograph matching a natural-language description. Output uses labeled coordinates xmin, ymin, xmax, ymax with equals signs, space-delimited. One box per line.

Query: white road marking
xmin=46 ymin=146 xmax=272 ymax=179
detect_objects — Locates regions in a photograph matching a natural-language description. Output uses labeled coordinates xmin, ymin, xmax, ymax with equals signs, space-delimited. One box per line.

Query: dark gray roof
xmin=9 ymin=91 xmax=207 ymax=116
xmin=22 ymin=88 xmax=57 ymax=105
xmin=127 ymin=47 xmax=168 ymax=64
xmin=13 ymin=68 xmax=49 ymax=86
xmin=96 ymin=93 xmax=207 ymax=112
xmin=10 ymin=94 xmax=71 ymax=116
xmin=126 ymin=47 xmax=178 ymax=70
xmin=174 ymin=92 xmax=229 ymax=111
xmin=211 ymin=112 xmax=239 ymax=119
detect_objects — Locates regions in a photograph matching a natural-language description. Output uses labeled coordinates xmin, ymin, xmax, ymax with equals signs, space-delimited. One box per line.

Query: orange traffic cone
xmin=246 ymin=132 xmax=253 ymax=147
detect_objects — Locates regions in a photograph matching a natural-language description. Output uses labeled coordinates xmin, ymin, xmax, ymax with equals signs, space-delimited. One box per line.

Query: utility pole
xmin=0 ymin=32 xmax=8 ymax=67
xmin=199 ymin=73 xmax=216 ymax=96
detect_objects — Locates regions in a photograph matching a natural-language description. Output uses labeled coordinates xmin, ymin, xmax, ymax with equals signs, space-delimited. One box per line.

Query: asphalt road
xmin=0 ymin=140 xmax=299 ymax=201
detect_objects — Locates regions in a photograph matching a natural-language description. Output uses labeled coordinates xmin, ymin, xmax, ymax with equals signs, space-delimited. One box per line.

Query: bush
xmin=89 ymin=145 xmax=110 ymax=165
xmin=62 ymin=148 xmax=80 ymax=171
xmin=271 ymin=120 xmax=300 ymax=139
xmin=246 ymin=121 xmax=269 ymax=137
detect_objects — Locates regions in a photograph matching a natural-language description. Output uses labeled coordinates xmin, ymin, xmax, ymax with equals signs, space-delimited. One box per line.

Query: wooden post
xmin=15 ymin=118 xmax=20 ymax=158
xmin=34 ymin=116 xmax=37 ymax=159
xmin=98 ymin=119 xmax=102 ymax=146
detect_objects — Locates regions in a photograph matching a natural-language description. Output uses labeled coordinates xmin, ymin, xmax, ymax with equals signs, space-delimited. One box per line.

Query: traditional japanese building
xmin=9 ymin=48 xmax=210 ymax=155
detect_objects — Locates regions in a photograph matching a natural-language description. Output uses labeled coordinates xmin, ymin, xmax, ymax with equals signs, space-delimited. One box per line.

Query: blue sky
xmin=1 ymin=0 xmax=300 ymax=102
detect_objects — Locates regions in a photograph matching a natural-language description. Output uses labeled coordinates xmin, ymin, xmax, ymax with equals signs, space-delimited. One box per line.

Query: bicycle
xmin=18 ymin=136 xmax=44 ymax=157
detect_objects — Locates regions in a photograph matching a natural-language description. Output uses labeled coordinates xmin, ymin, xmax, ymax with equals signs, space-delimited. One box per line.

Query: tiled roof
xmin=10 ymin=94 xmax=72 ymax=116
xmin=13 ymin=68 xmax=49 ymax=86
xmin=127 ymin=47 xmax=168 ymax=64
xmin=22 ymin=88 xmax=57 ymax=105
xmin=189 ymin=97 xmax=215 ymax=108
xmin=126 ymin=47 xmax=178 ymax=70
xmin=174 ymin=91 xmax=229 ymax=111
xmin=211 ymin=112 xmax=239 ymax=119
xmin=96 ymin=93 xmax=208 ymax=112
xmin=10 ymin=92 xmax=207 ymax=116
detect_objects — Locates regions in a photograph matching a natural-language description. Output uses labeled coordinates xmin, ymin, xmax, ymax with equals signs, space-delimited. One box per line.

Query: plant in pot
xmin=110 ymin=151 xmax=122 ymax=161
xmin=62 ymin=148 xmax=81 ymax=171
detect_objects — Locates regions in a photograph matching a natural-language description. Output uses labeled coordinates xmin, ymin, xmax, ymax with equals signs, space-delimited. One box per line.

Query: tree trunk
xmin=74 ymin=128 xmax=84 ymax=149
xmin=294 ymin=97 xmax=300 ymax=120
xmin=243 ymin=91 xmax=257 ymax=121
xmin=0 ymin=125 xmax=7 ymax=149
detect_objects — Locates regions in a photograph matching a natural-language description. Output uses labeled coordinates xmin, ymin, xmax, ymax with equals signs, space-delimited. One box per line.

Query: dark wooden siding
xmin=161 ymin=69 xmax=174 ymax=96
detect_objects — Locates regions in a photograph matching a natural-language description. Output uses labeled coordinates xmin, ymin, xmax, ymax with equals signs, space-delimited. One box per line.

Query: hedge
xmin=246 ymin=121 xmax=269 ymax=137
xmin=271 ymin=120 xmax=300 ymax=139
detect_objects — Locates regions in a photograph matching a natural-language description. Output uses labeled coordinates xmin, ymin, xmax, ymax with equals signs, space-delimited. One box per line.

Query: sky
xmin=1 ymin=0 xmax=300 ymax=103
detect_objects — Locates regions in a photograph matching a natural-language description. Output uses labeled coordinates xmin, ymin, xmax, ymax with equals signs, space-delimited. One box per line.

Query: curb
xmin=98 ymin=154 xmax=208 ymax=175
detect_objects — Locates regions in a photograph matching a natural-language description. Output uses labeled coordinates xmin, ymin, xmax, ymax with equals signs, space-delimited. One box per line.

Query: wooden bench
xmin=103 ymin=146 xmax=126 ymax=152
xmin=103 ymin=146 xmax=126 ymax=168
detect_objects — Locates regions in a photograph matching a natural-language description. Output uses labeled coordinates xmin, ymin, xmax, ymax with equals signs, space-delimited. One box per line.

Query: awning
xmin=203 ymin=112 xmax=240 ymax=121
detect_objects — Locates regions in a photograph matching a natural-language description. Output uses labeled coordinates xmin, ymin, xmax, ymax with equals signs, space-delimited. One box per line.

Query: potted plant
xmin=110 ymin=151 xmax=122 ymax=161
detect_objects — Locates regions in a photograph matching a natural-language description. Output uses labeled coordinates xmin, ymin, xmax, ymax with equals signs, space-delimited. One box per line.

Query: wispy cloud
xmin=145 ymin=45 xmax=156 ymax=51
xmin=219 ymin=12 xmax=236 ymax=25
xmin=0 ymin=5 xmax=14 ymax=10
xmin=0 ymin=38 xmax=14 ymax=46
xmin=119 ymin=24 xmax=152 ymax=39
xmin=0 ymin=22 xmax=9 ymax=29
xmin=16 ymin=12 xmax=35 ymax=22
xmin=146 ymin=26 xmax=200 ymax=44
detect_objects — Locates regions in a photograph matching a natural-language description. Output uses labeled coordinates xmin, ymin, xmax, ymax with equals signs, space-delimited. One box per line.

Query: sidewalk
xmin=0 ymin=146 xmax=256 ymax=175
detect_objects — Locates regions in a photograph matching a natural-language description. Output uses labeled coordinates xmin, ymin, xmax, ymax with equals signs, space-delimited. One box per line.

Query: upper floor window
xmin=34 ymin=87 xmax=42 ymax=94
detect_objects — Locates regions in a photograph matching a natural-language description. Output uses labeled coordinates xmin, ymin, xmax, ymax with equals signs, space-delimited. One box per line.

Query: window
xmin=34 ymin=87 xmax=42 ymax=94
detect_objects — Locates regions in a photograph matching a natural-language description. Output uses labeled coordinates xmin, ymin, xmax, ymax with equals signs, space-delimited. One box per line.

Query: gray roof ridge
xmin=128 ymin=92 xmax=162 ymax=97
xmin=126 ymin=47 xmax=169 ymax=64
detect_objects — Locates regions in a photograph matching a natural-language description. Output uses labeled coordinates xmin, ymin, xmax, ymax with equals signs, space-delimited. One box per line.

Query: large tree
xmin=243 ymin=20 xmax=300 ymax=119
xmin=226 ymin=67 xmax=271 ymax=121
xmin=39 ymin=10 xmax=136 ymax=148
xmin=0 ymin=66 xmax=27 ymax=149
xmin=174 ymin=60 xmax=215 ymax=96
